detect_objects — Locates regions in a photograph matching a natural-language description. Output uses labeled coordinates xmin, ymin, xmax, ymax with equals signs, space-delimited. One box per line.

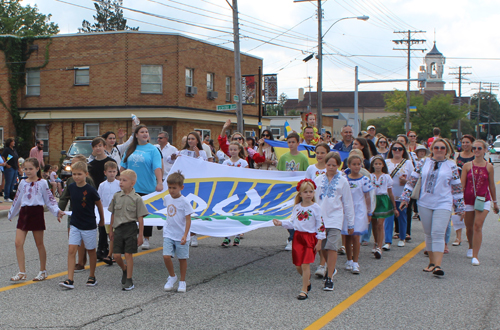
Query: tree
xmin=79 ymin=0 xmax=138 ymax=33
xmin=264 ymin=92 xmax=288 ymax=116
xmin=0 ymin=0 xmax=59 ymax=36
xmin=469 ymin=92 xmax=500 ymax=141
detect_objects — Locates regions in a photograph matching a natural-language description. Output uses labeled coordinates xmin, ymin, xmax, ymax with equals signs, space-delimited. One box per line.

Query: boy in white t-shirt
xmin=98 ymin=161 xmax=121 ymax=265
xmin=162 ymin=171 xmax=194 ymax=293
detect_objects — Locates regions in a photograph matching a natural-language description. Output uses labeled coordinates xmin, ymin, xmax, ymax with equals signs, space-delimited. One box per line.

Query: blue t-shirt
xmin=68 ymin=183 xmax=100 ymax=230
xmin=121 ymin=143 xmax=162 ymax=194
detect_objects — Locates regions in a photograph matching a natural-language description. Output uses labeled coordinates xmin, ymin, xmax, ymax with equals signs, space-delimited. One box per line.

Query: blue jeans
xmin=287 ymin=229 xmax=294 ymax=242
xmin=383 ymin=215 xmax=395 ymax=244
xmin=445 ymin=218 xmax=452 ymax=245
xmin=385 ymin=201 xmax=408 ymax=242
xmin=3 ymin=167 xmax=17 ymax=200
xmin=361 ymin=222 xmax=372 ymax=242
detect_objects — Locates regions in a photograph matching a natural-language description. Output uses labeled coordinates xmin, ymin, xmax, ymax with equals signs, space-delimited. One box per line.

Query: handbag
xmin=471 ymin=165 xmax=486 ymax=211
xmin=410 ymin=159 xmax=426 ymax=200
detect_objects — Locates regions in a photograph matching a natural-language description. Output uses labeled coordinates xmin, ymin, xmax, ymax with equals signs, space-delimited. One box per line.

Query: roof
xmin=427 ymin=42 xmax=443 ymax=56
xmin=284 ymin=90 xmax=463 ymax=111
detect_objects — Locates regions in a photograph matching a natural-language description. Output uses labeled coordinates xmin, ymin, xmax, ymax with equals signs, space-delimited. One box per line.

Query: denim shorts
xmin=163 ymin=237 xmax=189 ymax=259
xmin=69 ymin=225 xmax=97 ymax=250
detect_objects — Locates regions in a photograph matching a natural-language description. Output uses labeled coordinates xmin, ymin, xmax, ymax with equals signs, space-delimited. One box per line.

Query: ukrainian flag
xmin=284 ymin=121 xmax=292 ymax=138
xmin=265 ymin=140 xmax=349 ymax=165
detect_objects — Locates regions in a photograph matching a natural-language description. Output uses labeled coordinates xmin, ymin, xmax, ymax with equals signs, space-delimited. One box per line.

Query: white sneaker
xmin=163 ymin=275 xmax=178 ymax=291
xmin=285 ymin=240 xmax=292 ymax=251
xmin=371 ymin=244 xmax=377 ymax=253
xmin=5 ymin=198 xmax=13 ymax=202
xmin=345 ymin=260 xmax=353 ymax=271
xmin=190 ymin=236 xmax=198 ymax=247
xmin=397 ymin=240 xmax=405 ymax=247
xmin=314 ymin=265 xmax=326 ymax=277
xmin=467 ymin=249 xmax=473 ymax=258
xmin=141 ymin=238 xmax=150 ymax=250
xmin=472 ymin=258 xmax=480 ymax=266
xmin=351 ymin=262 xmax=360 ymax=274
xmin=177 ymin=281 xmax=187 ymax=293
xmin=382 ymin=243 xmax=391 ymax=251
xmin=374 ymin=248 xmax=382 ymax=259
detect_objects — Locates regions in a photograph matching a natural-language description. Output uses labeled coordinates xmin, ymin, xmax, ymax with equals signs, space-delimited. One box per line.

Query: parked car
xmin=60 ymin=137 xmax=95 ymax=181
xmin=489 ymin=140 xmax=500 ymax=163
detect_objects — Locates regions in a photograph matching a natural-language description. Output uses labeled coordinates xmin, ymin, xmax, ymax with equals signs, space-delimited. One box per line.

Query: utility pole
xmin=316 ymin=0 xmax=323 ymax=131
xmin=393 ymin=30 xmax=426 ymax=133
xmin=231 ymin=0 xmax=244 ymax=133
xmin=477 ymin=82 xmax=482 ymax=139
xmin=450 ymin=66 xmax=471 ymax=139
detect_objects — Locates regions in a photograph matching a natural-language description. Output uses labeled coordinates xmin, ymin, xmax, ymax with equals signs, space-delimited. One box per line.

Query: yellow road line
xmin=496 ymin=180 xmax=500 ymax=185
xmin=306 ymin=241 xmax=426 ymax=330
xmin=0 ymin=236 xmax=210 ymax=293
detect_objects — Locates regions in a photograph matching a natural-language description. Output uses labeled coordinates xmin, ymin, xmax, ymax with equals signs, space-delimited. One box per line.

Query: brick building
xmin=0 ymin=31 xmax=268 ymax=164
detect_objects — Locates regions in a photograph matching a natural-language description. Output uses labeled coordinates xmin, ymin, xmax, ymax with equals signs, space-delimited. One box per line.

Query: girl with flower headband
xmin=273 ymin=178 xmax=325 ymax=300
xmin=314 ymin=152 xmax=354 ymax=291
xmin=299 ymin=113 xmax=321 ymax=145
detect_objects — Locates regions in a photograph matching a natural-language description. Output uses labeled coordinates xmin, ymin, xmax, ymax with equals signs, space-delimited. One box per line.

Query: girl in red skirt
xmin=8 ymin=158 xmax=64 ymax=282
xmin=273 ymin=179 xmax=326 ymax=300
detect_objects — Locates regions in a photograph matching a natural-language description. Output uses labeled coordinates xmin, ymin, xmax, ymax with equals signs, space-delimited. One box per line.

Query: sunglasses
xmin=392 ymin=147 xmax=403 ymax=151
xmin=409 ymin=135 xmax=416 ymax=138
xmin=379 ymin=140 xmax=387 ymax=144
xmin=233 ymin=137 xmax=243 ymax=141
xmin=261 ymin=134 xmax=270 ymax=137
xmin=472 ymin=146 xmax=483 ymax=151
xmin=433 ymin=146 xmax=446 ymax=150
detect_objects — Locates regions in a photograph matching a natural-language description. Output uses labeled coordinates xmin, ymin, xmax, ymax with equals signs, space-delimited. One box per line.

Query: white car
xmin=489 ymin=141 xmax=500 ymax=163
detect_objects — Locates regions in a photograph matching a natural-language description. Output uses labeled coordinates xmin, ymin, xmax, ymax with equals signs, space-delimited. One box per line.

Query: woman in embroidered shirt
xmin=273 ymin=179 xmax=325 ymax=300
xmin=407 ymin=131 xmax=421 ymax=153
xmin=385 ymin=142 xmax=414 ymax=248
xmin=255 ymin=130 xmax=278 ymax=171
xmin=8 ymin=158 xmax=65 ymax=282
xmin=314 ymin=152 xmax=354 ymax=291
xmin=369 ymin=156 xmax=398 ymax=259
xmin=461 ymin=139 xmax=499 ymax=266
xmin=343 ymin=154 xmax=374 ymax=274
xmin=400 ymin=139 xmax=465 ymax=277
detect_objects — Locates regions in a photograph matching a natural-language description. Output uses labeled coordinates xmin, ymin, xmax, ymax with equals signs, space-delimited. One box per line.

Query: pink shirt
xmin=464 ymin=164 xmax=491 ymax=205
xmin=29 ymin=147 xmax=44 ymax=167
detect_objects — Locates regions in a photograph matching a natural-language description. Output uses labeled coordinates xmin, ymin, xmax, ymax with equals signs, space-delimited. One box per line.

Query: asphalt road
xmin=1 ymin=166 xmax=500 ymax=329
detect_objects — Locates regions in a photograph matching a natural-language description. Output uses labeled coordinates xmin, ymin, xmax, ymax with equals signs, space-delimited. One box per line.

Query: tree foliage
xmin=468 ymin=92 xmax=500 ymax=140
xmin=0 ymin=0 xmax=59 ymax=36
xmin=79 ymin=0 xmax=138 ymax=33
xmin=265 ymin=93 xmax=288 ymax=116
xmin=368 ymin=90 xmax=467 ymax=140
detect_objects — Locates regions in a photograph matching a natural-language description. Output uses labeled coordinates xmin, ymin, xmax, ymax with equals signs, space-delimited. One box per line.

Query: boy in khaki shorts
xmin=108 ymin=170 xmax=149 ymax=291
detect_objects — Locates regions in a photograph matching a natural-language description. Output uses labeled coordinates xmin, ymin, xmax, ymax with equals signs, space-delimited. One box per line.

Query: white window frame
xmin=26 ymin=70 xmax=40 ymax=96
xmin=36 ymin=124 xmax=49 ymax=156
xmin=194 ymin=128 xmax=211 ymax=141
xmin=270 ymin=127 xmax=281 ymax=137
xmin=225 ymin=77 xmax=231 ymax=102
xmin=84 ymin=123 xmax=99 ymax=137
xmin=207 ymin=73 xmax=214 ymax=91
xmin=74 ymin=66 xmax=89 ymax=86
xmin=245 ymin=131 xmax=256 ymax=138
xmin=147 ymin=126 xmax=164 ymax=145
xmin=141 ymin=65 xmax=162 ymax=94
xmin=186 ymin=68 xmax=194 ymax=87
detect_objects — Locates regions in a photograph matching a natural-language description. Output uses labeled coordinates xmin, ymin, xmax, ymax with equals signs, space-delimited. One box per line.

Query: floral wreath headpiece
xmin=296 ymin=178 xmax=317 ymax=192
xmin=305 ymin=112 xmax=315 ymax=121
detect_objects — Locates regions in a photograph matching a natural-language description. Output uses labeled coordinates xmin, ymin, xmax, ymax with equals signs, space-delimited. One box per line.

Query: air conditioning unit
xmin=185 ymin=86 xmax=198 ymax=96
xmin=207 ymin=91 xmax=218 ymax=100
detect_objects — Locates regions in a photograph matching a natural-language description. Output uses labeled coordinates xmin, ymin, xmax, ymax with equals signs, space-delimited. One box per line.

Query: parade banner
xmin=263 ymin=139 xmax=349 ymax=165
xmin=241 ymin=75 xmax=257 ymax=104
xmin=264 ymin=74 xmax=278 ymax=104
xmin=141 ymin=157 xmax=305 ymax=237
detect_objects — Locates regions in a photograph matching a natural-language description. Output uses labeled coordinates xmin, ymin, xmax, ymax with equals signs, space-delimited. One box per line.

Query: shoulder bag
xmin=410 ymin=159 xmax=426 ymax=200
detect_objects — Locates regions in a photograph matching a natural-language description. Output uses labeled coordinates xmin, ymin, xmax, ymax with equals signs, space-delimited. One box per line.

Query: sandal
xmin=433 ymin=266 xmax=445 ymax=277
xmin=33 ymin=270 xmax=48 ymax=281
xmin=10 ymin=272 xmax=27 ymax=282
xmin=297 ymin=291 xmax=308 ymax=300
xmin=423 ymin=263 xmax=435 ymax=272
xmin=393 ymin=233 xmax=399 ymax=239
xmin=405 ymin=235 xmax=411 ymax=242
xmin=102 ymin=256 xmax=114 ymax=266
xmin=452 ymin=240 xmax=461 ymax=246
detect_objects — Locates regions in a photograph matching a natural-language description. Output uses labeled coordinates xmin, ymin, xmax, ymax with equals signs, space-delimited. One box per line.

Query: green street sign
xmin=450 ymin=129 xmax=458 ymax=132
xmin=216 ymin=104 xmax=237 ymax=111
xmin=233 ymin=95 xmax=239 ymax=102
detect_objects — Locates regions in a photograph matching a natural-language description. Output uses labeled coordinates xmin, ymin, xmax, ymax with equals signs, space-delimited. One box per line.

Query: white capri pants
xmin=418 ymin=206 xmax=452 ymax=253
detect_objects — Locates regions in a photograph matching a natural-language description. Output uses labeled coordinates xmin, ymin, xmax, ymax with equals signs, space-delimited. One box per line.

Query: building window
xmin=74 ymin=66 xmax=89 ymax=85
xmin=270 ymin=127 xmax=281 ymax=137
xmin=207 ymin=73 xmax=214 ymax=91
xmin=194 ymin=128 xmax=211 ymax=141
xmin=0 ymin=126 xmax=3 ymax=146
xmin=225 ymin=77 xmax=231 ymax=102
xmin=84 ymin=123 xmax=99 ymax=137
xmin=186 ymin=68 xmax=194 ymax=87
xmin=148 ymin=126 xmax=173 ymax=145
xmin=36 ymin=124 xmax=49 ymax=156
xmin=245 ymin=131 xmax=256 ymax=138
xmin=141 ymin=65 xmax=162 ymax=94
xmin=26 ymin=70 xmax=40 ymax=96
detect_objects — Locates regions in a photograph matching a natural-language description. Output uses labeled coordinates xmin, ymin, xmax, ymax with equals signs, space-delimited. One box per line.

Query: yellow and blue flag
xmin=284 ymin=121 xmax=292 ymax=138
xmin=264 ymin=140 xmax=349 ymax=165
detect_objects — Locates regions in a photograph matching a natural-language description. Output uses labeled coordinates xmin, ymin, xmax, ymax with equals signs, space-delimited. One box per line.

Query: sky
xmin=23 ymin=0 xmax=500 ymax=99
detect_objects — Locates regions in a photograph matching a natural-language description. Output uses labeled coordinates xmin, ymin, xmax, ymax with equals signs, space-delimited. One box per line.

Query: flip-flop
xmin=102 ymin=256 xmax=113 ymax=266
xmin=433 ymin=266 xmax=444 ymax=277
xmin=297 ymin=291 xmax=308 ymax=300
xmin=423 ymin=263 xmax=435 ymax=272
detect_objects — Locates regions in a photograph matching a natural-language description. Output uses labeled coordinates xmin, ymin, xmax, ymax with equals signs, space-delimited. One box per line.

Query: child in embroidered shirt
xmin=98 ymin=161 xmax=121 ymax=265
xmin=222 ymin=141 xmax=249 ymax=168
xmin=314 ymin=152 xmax=355 ymax=291
xmin=273 ymin=179 xmax=325 ymax=300
xmin=305 ymin=143 xmax=329 ymax=180
xmin=8 ymin=158 xmax=65 ymax=282
xmin=343 ymin=154 xmax=374 ymax=274
xmin=369 ymin=156 xmax=398 ymax=259
xmin=163 ymin=171 xmax=194 ymax=293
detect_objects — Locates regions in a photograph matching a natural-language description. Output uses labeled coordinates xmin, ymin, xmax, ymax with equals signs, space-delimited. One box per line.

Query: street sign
xmin=450 ymin=129 xmax=458 ymax=132
xmin=216 ymin=104 xmax=237 ymax=111
xmin=233 ymin=95 xmax=239 ymax=102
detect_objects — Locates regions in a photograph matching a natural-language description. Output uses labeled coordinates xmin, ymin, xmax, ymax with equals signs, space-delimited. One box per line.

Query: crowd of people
xmin=2 ymin=113 xmax=499 ymax=299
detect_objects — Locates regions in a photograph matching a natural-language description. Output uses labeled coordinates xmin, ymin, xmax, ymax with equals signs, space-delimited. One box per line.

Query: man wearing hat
xmin=366 ymin=125 xmax=376 ymax=143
